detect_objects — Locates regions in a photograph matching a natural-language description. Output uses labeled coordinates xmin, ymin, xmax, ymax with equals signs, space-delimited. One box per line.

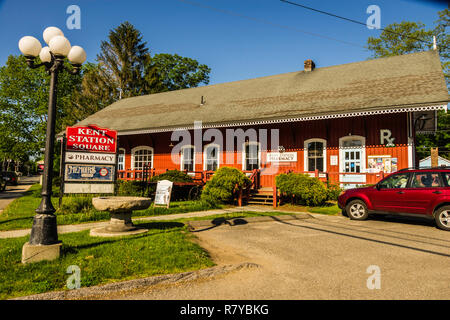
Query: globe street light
xmin=18 ymin=27 xmax=86 ymax=263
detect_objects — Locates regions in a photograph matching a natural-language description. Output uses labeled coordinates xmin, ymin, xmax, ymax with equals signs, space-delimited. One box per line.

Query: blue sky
xmin=0 ymin=0 xmax=446 ymax=85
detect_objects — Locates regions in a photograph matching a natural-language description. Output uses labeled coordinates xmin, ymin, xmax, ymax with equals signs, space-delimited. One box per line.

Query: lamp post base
xmin=22 ymin=214 xmax=61 ymax=264
xmin=29 ymin=214 xmax=59 ymax=245
xmin=22 ymin=242 xmax=62 ymax=264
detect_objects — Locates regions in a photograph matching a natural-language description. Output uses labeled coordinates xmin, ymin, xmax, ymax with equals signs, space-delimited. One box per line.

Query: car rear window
xmin=411 ymin=172 xmax=442 ymax=188
xmin=443 ymin=172 xmax=450 ymax=187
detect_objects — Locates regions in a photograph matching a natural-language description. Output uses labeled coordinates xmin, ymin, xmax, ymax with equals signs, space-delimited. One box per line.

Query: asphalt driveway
xmin=0 ymin=175 xmax=39 ymax=213
xmin=103 ymin=212 xmax=450 ymax=300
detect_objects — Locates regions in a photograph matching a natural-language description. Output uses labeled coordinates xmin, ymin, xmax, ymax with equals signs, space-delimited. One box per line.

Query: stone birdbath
xmin=90 ymin=196 xmax=152 ymax=237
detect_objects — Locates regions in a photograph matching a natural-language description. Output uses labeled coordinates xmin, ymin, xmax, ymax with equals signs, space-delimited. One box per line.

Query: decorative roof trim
xmin=117 ymin=104 xmax=447 ymax=136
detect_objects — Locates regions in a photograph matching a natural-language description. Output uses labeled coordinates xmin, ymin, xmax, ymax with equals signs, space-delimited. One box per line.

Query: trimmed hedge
xmin=276 ymin=173 xmax=340 ymax=206
xmin=201 ymin=167 xmax=251 ymax=205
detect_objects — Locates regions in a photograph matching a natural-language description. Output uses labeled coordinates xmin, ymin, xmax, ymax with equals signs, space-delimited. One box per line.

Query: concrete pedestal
xmin=22 ymin=242 xmax=62 ymax=264
xmin=90 ymin=212 xmax=149 ymax=237
xmin=90 ymin=197 xmax=151 ymax=237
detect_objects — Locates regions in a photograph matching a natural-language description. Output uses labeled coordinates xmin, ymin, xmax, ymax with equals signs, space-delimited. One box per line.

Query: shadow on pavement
xmin=269 ymin=216 xmax=450 ymax=258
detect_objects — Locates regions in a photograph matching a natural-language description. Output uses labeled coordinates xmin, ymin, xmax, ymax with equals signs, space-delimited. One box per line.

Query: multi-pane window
xmin=307 ymin=141 xmax=324 ymax=172
xmin=204 ymin=145 xmax=219 ymax=171
xmin=244 ymin=143 xmax=260 ymax=171
xmin=343 ymin=150 xmax=362 ymax=173
xmin=118 ymin=148 xmax=125 ymax=171
xmin=132 ymin=147 xmax=153 ymax=170
xmin=181 ymin=146 xmax=195 ymax=172
xmin=341 ymin=138 xmax=364 ymax=173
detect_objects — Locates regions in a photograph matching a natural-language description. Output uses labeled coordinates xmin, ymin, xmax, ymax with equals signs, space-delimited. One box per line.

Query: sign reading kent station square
xmin=63 ymin=125 xmax=118 ymax=194
xmin=66 ymin=125 xmax=117 ymax=153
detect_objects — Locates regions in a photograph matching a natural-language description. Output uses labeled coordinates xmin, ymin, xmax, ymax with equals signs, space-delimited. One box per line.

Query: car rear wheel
xmin=346 ymin=200 xmax=369 ymax=220
xmin=435 ymin=206 xmax=450 ymax=231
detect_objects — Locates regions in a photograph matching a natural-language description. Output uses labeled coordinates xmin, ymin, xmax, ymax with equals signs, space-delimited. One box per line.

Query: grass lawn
xmin=0 ymin=184 xmax=219 ymax=231
xmin=278 ymin=202 xmax=341 ymax=216
xmin=0 ymin=210 xmax=295 ymax=299
xmin=0 ymin=221 xmax=213 ymax=300
xmin=174 ymin=210 xmax=297 ymax=223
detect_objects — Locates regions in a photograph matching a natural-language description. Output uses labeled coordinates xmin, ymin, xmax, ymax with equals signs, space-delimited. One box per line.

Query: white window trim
xmin=180 ymin=145 xmax=195 ymax=172
xmin=304 ymin=138 xmax=327 ymax=172
xmin=203 ymin=143 xmax=220 ymax=171
xmin=242 ymin=141 xmax=261 ymax=171
xmin=118 ymin=148 xmax=126 ymax=171
xmin=338 ymin=135 xmax=366 ymax=173
xmin=131 ymin=146 xmax=154 ymax=170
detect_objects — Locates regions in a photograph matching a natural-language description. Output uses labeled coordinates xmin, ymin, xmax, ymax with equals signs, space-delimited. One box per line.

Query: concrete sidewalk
xmin=0 ymin=205 xmax=288 ymax=239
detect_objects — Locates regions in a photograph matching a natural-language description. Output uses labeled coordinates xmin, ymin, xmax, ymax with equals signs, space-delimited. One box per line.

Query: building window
xmin=339 ymin=136 xmax=366 ymax=173
xmin=204 ymin=144 xmax=219 ymax=171
xmin=131 ymin=146 xmax=153 ymax=170
xmin=304 ymin=138 xmax=326 ymax=172
xmin=243 ymin=142 xmax=260 ymax=171
xmin=181 ymin=145 xmax=195 ymax=172
xmin=118 ymin=148 xmax=125 ymax=171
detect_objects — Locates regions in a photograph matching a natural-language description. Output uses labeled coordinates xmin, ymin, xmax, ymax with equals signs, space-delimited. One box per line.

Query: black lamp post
xmin=18 ymin=27 xmax=86 ymax=261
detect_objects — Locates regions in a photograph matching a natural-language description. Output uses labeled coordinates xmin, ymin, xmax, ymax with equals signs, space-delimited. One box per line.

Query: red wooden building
xmin=75 ymin=50 xmax=448 ymax=190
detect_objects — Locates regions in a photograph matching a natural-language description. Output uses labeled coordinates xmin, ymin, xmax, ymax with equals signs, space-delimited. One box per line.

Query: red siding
xmin=119 ymin=113 xmax=410 ymax=187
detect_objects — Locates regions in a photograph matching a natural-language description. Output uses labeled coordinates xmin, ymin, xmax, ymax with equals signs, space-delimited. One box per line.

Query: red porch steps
xmin=247 ymin=187 xmax=274 ymax=206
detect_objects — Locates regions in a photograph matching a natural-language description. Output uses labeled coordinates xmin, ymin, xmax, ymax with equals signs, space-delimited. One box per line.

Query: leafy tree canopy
xmin=71 ymin=21 xmax=211 ymax=124
xmin=367 ymin=9 xmax=449 ymax=160
xmin=0 ymin=55 xmax=82 ymax=161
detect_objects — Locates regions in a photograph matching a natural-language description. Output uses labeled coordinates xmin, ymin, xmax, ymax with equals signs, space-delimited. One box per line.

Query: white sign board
xmin=154 ymin=180 xmax=173 ymax=208
xmin=266 ymin=152 xmax=297 ymax=162
xmin=330 ymin=155 xmax=338 ymax=166
xmin=64 ymin=183 xmax=114 ymax=194
xmin=65 ymin=151 xmax=116 ymax=164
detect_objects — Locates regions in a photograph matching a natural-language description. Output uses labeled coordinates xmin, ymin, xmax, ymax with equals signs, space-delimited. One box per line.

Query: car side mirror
xmin=376 ymin=184 xmax=381 ymax=191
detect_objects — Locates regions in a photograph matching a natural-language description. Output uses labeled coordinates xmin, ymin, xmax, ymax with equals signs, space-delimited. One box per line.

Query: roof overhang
xmin=116 ymin=103 xmax=447 ymax=136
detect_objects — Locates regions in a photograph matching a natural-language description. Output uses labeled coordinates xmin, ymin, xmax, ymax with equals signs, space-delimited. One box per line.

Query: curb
xmin=187 ymin=213 xmax=313 ymax=231
xmin=11 ymin=262 xmax=259 ymax=300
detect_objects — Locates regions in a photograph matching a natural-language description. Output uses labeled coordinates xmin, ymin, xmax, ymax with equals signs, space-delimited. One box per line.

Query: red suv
xmin=338 ymin=167 xmax=450 ymax=231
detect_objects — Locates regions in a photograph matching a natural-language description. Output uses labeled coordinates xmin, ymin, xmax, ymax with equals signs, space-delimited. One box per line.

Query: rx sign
xmin=380 ymin=129 xmax=395 ymax=147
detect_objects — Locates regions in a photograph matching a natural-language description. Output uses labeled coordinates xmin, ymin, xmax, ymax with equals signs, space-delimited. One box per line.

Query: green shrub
xmin=149 ymin=170 xmax=195 ymax=201
xmin=326 ymin=181 xmax=343 ymax=201
xmin=52 ymin=175 xmax=61 ymax=187
xmin=115 ymin=180 xmax=147 ymax=197
xmin=276 ymin=173 xmax=328 ymax=206
xmin=151 ymin=170 xmax=193 ymax=183
xmin=201 ymin=167 xmax=251 ymax=205
xmin=115 ymin=171 xmax=195 ymax=200
xmin=59 ymin=195 xmax=94 ymax=214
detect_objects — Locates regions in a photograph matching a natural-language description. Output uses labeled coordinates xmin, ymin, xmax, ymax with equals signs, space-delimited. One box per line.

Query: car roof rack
xmin=398 ymin=165 xmax=450 ymax=171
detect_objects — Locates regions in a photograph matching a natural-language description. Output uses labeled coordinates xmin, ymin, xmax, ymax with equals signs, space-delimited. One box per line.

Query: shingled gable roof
xmin=75 ymin=50 xmax=449 ymax=134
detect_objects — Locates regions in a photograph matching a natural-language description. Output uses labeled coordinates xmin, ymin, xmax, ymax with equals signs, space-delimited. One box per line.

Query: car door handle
xmin=432 ymin=191 xmax=442 ymax=194
xmin=397 ymin=191 xmax=405 ymax=194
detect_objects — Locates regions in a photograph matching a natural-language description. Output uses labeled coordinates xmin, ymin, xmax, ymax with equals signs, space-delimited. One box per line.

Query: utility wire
xmin=280 ymin=0 xmax=447 ymax=51
xmin=177 ymin=0 xmax=367 ymax=49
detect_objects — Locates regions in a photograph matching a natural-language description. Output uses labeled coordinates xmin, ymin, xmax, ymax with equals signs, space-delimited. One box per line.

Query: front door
xmin=339 ymin=136 xmax=366 ymax=188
